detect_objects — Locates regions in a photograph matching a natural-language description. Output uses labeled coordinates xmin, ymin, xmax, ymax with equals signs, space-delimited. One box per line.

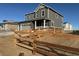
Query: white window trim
xmin=41 ymin=9 xmax=45 ymax=17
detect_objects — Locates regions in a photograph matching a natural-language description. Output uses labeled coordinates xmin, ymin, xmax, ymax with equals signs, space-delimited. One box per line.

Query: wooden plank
xmin=17 ymin=37 xmax=79 ymax=55
xmin=16 ymin=43 xmax=33 ymax=50
xmin=17 ymin=42 xmax=59 ymax=56
xmin=35 ymin=40 xmax=79 ymax=55
xmin=35 ymin=48 xmax=58 ymax=56
xmin=37 ymin=46 xmax=66 ymax=56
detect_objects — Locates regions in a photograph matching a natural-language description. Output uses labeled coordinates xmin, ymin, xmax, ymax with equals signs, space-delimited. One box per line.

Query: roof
xmin=0 ymin=20 xmax=31 ymax=25
xmin=63 ymin=22 xmax=70 ymax=24
xmin=43 ymin=4 xmax=63 ymax=17
xmin=25 ymin=3 xmax=63 ymax=17
xmin=25 ymin=12 xmax=35 ymax=16
xmin=63 ymin=22 xmax=68 ymax=24
xmin=63 ymin=22 xmax=71 ymax=25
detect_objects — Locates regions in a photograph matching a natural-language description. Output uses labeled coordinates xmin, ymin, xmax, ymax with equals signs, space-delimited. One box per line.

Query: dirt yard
xmin=0 ymin=35 xmax=17 ymax=56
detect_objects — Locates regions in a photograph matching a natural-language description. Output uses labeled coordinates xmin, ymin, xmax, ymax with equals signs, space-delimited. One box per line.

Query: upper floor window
xmin=41 ymin=9 xmax=45 ymax=17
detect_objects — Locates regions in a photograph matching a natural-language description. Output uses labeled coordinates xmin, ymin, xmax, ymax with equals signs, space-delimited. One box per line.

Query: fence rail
xmin=16 ymin=36 xmax=79 ymax=56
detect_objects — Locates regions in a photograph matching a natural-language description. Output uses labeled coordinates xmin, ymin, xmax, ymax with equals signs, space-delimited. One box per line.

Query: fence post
xmin=32 ymin=30 xmax=37 ymax=55
xmin=32 ymin=39 xmax=36 ymax=55
xmin=54 ymin=27 xmax=55 ymax=34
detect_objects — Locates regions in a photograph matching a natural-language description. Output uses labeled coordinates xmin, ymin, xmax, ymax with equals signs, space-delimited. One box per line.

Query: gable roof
xmin=0 ymin=20 xmax=32 ymax=25
xmin=63 ymin=22 xmax=68 ymax=24
xmin=25 ymin=12 xmax=35 ymax=16
xmin=25 ymin=3 xmax=63 ymax=17
xmin=34 ymin=3 xmax=63 ymax=17
xmin=63 ymin=22 xmax=71 ymax=25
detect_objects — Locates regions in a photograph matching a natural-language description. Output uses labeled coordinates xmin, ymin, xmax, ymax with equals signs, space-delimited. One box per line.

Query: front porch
xmin=31 ymin=20 xmax=52 ymax=29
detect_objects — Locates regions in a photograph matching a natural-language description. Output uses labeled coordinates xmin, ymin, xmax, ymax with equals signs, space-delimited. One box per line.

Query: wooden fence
xmin=13 ymin=29 xmax=79 ymax=56
xmin=16 ymin=36 xmax=79 ymax=56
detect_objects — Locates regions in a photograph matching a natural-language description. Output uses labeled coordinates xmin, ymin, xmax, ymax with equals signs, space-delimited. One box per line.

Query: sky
xmin=0 ymin=3 xmax=78 ymax=30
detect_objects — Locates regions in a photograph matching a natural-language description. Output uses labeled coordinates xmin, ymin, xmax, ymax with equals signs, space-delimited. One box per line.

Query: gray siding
xmin=35 ymin=8 xmax=48 ymax=19
xmin=21 ymin=26 xmax=31 ymax=30
xmin=26 ymin=13 xmax=35 ymax=21
xmin=26 ymin=7 xmax=48 ymax=20
xmin=21 ymin=23 xmax=31 ymax=30
xmin=48 ymin=9 xmax=63 ymax=28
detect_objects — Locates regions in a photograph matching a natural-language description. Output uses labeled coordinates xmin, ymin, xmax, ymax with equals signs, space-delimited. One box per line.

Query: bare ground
xmin=0 ymin=29 xmax=79 ymax=56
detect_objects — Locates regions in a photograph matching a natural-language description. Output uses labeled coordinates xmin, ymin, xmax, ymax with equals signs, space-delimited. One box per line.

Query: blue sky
xmin=0 ymin=3 xmax=78 ymax=30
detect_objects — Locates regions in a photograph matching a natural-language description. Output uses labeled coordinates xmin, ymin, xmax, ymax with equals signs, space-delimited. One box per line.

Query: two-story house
xmin=25 ymin=3 xmax=64 ymax=30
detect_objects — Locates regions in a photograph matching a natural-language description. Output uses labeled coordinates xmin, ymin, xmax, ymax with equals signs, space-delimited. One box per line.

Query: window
xmin=41 ymin=9 xmax=45 ymax=17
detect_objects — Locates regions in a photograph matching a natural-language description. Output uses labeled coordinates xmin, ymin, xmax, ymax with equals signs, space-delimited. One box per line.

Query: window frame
xmin=41 ymin=9 xmax=45 ymax=17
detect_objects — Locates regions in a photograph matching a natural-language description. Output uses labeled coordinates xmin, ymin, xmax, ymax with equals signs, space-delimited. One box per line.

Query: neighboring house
xmin=25 ymin=3 xmax=64 ymax=29
xmin=0 ymin=20 xmax=31 ymax=31
xmin=63 ymin=22 xmax=73 ymax=32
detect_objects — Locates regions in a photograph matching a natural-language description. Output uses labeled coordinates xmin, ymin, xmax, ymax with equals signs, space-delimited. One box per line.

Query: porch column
xmin=53 ymin=22 xmax=55 ymax=34
xmin=44 ymin=20 xmax=46 ymax=28
xmin=3 ymin=24 xmax=5 ymax=30
xmin=20 ymin=24 xmax=23 ymax=30
xmin=18 ymin=24 xmax=20 ymax=31
xmin=35 ymin=21 xmax=37 ymax=29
